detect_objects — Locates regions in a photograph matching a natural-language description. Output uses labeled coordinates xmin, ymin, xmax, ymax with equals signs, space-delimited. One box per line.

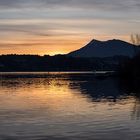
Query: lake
xmin=0 ymin=72 xmax=140 ymax=140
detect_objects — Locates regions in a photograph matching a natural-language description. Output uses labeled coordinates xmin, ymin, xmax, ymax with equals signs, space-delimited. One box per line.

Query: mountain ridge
xmin=68 ymin=39 xmax=139 ymax=58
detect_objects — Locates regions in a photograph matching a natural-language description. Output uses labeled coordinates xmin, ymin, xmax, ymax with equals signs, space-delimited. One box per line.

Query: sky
xmin=0 ymin=0 xmax=140 ymax=55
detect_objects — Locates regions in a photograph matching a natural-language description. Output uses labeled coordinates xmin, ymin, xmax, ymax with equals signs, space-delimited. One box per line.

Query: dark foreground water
xmin=0 ymin=72 xmax=140 ymax=140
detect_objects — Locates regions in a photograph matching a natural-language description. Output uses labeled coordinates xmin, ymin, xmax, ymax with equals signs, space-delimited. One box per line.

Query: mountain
xmin=68 ymin=39 xmax=139 ymax=58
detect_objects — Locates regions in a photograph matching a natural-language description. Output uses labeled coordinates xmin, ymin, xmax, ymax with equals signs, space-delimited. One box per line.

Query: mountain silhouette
xmin=68 ymin=39 xmax=139 ymax=58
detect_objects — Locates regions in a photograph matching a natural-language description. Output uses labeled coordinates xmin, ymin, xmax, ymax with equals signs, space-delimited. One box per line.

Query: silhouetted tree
xmin=131 ymin=34 xmax=140 ymax=46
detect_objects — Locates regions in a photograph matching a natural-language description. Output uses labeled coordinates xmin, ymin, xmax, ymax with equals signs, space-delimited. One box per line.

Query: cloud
xmin=0 ymin=0 xmax=20 ymax=8
xmin=0 ymin=0 xmax=139 ymax=55
xmin=0 ymin=0 xmax=139 ymax=11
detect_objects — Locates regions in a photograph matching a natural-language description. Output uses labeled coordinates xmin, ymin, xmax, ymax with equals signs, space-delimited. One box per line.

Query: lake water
xmin=0 ymin=72 xmax=140 ymax=140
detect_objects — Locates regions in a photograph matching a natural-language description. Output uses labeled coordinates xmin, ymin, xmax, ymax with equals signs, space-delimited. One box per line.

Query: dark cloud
xmin=0 ymin=23 xmax=51 ymax=36
xmin=0 ymin=0 xmax=139 ymax=11
xmin=0 ymin=0 xmax=20 ymax=8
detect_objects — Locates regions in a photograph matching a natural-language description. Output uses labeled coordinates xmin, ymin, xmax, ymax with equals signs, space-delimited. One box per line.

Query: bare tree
xmin=131 ymin=34 xmax=140 ymax=46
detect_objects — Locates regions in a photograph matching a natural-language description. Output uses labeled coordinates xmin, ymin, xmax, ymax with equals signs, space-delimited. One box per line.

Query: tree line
xmin=0 ymin=54 xmax=126 ymax=72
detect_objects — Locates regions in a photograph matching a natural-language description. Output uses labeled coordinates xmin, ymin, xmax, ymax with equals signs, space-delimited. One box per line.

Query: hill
xmin=68 ymin=39 xmax=139 ymax=58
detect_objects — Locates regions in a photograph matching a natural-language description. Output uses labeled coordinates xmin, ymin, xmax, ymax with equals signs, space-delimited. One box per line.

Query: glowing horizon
xmin=0 ymin=0 xmax=139 ymax=55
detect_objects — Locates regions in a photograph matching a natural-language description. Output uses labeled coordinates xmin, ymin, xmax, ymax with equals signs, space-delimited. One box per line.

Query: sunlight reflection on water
xmin=0 ymin=72 xmax=140 ymax=140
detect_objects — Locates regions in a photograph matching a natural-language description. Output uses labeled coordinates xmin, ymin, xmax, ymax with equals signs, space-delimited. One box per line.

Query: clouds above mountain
xmin=0 ymin=0 xmax=139 ymax=55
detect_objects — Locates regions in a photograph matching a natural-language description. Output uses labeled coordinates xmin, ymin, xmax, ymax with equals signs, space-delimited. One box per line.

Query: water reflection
xmin=0 ymin=72 xmax=140 ymax=139
xmin=0 ymin=73 xmax=132 ymax=101
xmin=131 ymin=98 xmax=140 ymax=120
xmin=0 ymin=73 xmax=140 ymax=116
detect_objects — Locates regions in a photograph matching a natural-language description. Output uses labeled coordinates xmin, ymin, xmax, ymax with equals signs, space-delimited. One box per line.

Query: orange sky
xmin=0 ymin=1 xmax=139 ymax=55
xmin=0 ymin=33 xmax=130 ymax=55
